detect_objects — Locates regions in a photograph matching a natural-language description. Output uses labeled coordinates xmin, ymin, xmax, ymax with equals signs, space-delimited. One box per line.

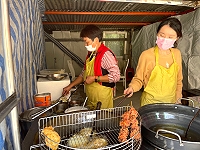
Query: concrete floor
xmin=71 ymin=82 xmax=142 ymax=110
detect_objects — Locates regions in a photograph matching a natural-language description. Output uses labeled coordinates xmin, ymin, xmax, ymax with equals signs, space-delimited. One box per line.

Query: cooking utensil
xmin=37 ymin=73 xmax=68 ymax=81
xmin=82 ymin=97 xmax=88 ymax=107
xmin=185 ymin=108 xmax=200 ymax=138
xmin=53 ymin=102 xmax=68 ymax=114
xmin=64 ymin=97 xmax=88 ymax=114
xmin=115 ymin=94 xmax=130 ymax=107
xmin=64 ymin=106 xmax=88 ymax=114
xmin=31 ymin=84 xmax=81 ymax=119
xmin=35 ymin=106 xmax=141 ymax=150
xmin=138 ymin=103 xmax=200 ymax=150
xmin=88 ymin=101 xmax=102 ymax=142
xmin=113 ymin=94 xmax=126 ymax=100
xmin=19 ymin=107 xmax=53 ymax=140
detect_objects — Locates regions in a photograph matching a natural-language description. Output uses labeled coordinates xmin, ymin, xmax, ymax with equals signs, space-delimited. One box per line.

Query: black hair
xmin=80 ymin=25 xmax=103 ymax=42
xmin=157 ymin=17 xmax=182 ymax=47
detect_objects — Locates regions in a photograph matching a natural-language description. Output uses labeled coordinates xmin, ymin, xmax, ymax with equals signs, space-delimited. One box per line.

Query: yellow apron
xmin=84 ymin=53 xmax=113 ymax=110
xmin=141 ymin=46 xmax=179 ymax=106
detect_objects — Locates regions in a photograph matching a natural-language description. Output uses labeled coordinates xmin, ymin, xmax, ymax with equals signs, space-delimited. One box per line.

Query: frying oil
xmin=150 ymin=124 xmax=200 ymax=142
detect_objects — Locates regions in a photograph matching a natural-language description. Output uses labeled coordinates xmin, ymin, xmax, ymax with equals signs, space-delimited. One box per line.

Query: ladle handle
xmin=31 ymin=101 xmax=60 ymax=120
xmin=155 ymin=129 xmax=184 ymax=146
xmin=82 ymin=97 xmax=88 ymax=107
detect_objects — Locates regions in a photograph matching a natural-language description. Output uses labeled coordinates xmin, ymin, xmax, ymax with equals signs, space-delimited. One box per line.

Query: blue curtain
xmin=0 ymin=0 xmax=45 ymax=149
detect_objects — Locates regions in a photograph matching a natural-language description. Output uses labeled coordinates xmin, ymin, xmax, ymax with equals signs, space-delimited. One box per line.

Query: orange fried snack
xmin=42 ymin=126 xmax=61 ymax=150
xmin=118 ymin=128 xmax=129 ymax=142
xmin=118 ymin=107 xmax=141 ymax=142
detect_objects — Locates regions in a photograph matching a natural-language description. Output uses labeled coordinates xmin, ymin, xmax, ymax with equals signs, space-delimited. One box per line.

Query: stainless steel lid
xmin=19 ymin=107 xmax=52 ymax=122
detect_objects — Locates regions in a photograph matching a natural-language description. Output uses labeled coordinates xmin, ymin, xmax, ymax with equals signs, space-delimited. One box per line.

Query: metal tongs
xmin=31 ymin=84 xmax=81 ymax=120
xmin=114 ymin=94 xmax=131 ymax=107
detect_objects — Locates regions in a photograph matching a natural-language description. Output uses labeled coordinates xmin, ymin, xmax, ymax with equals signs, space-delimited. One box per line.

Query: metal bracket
xmin=0 ymin=92 xmax=21 ymax=123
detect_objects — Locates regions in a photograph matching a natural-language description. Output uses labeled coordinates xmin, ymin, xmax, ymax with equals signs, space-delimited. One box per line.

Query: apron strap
xmin=155 ymin=46 xmax=159 ymax=65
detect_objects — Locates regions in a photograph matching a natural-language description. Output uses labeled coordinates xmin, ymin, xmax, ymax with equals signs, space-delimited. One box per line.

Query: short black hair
xmin=80 ymin=25 xmax=103 ymax=42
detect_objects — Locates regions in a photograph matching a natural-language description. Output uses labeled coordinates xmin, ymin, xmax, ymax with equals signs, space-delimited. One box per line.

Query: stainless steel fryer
xmin=30 ymin=106 xmax=142 ymax=150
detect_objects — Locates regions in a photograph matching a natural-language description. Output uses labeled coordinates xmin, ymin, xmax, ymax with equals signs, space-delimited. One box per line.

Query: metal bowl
xmin=53 ymin=102 xmax=69 ymax=114
xmin=47 ymin=74 xmax=67 ymax=81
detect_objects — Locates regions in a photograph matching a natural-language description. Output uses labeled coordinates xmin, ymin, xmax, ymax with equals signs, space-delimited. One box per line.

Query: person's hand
xmin=124 ymin=86 xmax=134 ymax=97
xmin=85 ymin=76 xmax=95 ymax=84
xmin=62 ymin=86 xmax=71 ymax=96
xmin=175 ymin=98 xmax=182 ymax=104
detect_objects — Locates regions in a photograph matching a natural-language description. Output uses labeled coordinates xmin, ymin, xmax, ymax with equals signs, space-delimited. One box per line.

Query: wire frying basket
xmin=30 ymin=106 xmax=142 ymax=150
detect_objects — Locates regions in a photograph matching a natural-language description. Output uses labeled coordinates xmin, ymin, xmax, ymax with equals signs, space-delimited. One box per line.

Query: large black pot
xmin=19 ymin=107 xmax=53 ymax=141
xmin=138 ymin=104 xmax=200 ymax=150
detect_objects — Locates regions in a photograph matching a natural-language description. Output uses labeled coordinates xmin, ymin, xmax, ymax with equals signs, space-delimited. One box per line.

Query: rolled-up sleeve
xmin=79 ymin=68 xmax=85 ymax=77
xmin=102 ymin=51 xmax=120 ymax=83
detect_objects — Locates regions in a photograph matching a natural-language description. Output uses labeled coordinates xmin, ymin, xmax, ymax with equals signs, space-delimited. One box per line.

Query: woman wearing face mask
xmin=124 ymin=17 xmax=183 ymax=106
xmin=62 ymin=25 xmax=120 ymax=110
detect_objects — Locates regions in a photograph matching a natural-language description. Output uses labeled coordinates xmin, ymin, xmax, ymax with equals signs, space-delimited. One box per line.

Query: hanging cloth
xmin=84 ymin=53 xmax=113 ymax=110
xmin=141 ymin=46 xmax=179 ymax=106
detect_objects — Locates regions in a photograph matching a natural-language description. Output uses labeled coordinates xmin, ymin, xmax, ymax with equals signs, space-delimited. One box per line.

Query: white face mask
xmin=85 ymin=42 xmax=96 ymax=52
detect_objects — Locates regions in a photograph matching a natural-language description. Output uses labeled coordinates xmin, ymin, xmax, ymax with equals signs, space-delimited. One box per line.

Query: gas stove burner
xmin=140 ymin=138 xmax=164 ymax=150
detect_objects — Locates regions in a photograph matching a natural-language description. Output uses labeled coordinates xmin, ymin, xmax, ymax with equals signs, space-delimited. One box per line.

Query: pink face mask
xmin=156 ymin=36 xmax=176 ymax=50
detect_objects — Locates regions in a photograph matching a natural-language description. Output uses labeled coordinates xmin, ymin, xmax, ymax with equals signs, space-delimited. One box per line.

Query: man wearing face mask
xmin=124 ymin=17 xmax=183 ymax=106
xmin=62 ymin=25 xmax=120 ymax=110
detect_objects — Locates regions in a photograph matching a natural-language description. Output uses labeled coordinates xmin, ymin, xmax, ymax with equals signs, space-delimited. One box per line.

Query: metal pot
xmin=138 ymin=103 xmax=200 ymax=150
xmin=19 ymin=107 xmax=53 ymax=140
xmin=53 ymin=102 xmax=69 ymax=114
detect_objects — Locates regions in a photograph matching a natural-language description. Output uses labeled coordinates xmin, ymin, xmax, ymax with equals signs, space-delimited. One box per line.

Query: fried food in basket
xmin=82 ymin=137 xmax=108 ymax=149
xmin=68 ymin=127 xmax=108 ymax=149
xmin=118 ymin=107 xmax=141 ymax=142
xmin=79 ymin=127 xmax=93 ymax=136
xmin=42 ymin=126 xmax=61 ymax=150
xmin=68 ymin=128 xmax=93 ymax=148
xmin=68 ymin=133 xmax=89 ymax=148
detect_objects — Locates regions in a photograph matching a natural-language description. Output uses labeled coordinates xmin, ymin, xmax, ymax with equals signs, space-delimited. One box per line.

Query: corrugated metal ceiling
xmin=42 ymin=0 xmax=198 ymax=32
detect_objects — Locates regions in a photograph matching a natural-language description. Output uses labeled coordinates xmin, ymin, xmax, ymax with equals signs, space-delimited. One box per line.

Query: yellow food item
xmin=82 ymin=137 xmax=108 ymax=149
xmin=68 ymin=127 xmax=108 ymax=149
xmin=68 ymin=134 xmax=88 ymax=148
xmin=42 ymin=126 xmax=61 ymax=150
xmin=79 ymin=127 xmax=93 ymax=136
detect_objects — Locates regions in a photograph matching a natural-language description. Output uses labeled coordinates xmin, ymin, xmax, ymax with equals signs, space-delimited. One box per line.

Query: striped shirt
xmin=80 ymin=51 xmax=120 ymax=83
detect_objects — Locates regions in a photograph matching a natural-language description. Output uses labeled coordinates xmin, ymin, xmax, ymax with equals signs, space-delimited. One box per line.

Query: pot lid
xmin=64 ymin=106 xmax=88 ymax=114
xmin=19 ymin=107 xmax=52 ymax=122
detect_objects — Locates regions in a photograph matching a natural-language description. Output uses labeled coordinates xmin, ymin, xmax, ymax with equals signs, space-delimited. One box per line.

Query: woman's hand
xmin=62 ymin=86 xmax=71 ymax=96
xmin=85 ymin=76 xmax=95 ymax=84
xmin=124 ymin=86 xmax=134 ymax=97
xmin=175 ymin=98 xmax=182 ymax=104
